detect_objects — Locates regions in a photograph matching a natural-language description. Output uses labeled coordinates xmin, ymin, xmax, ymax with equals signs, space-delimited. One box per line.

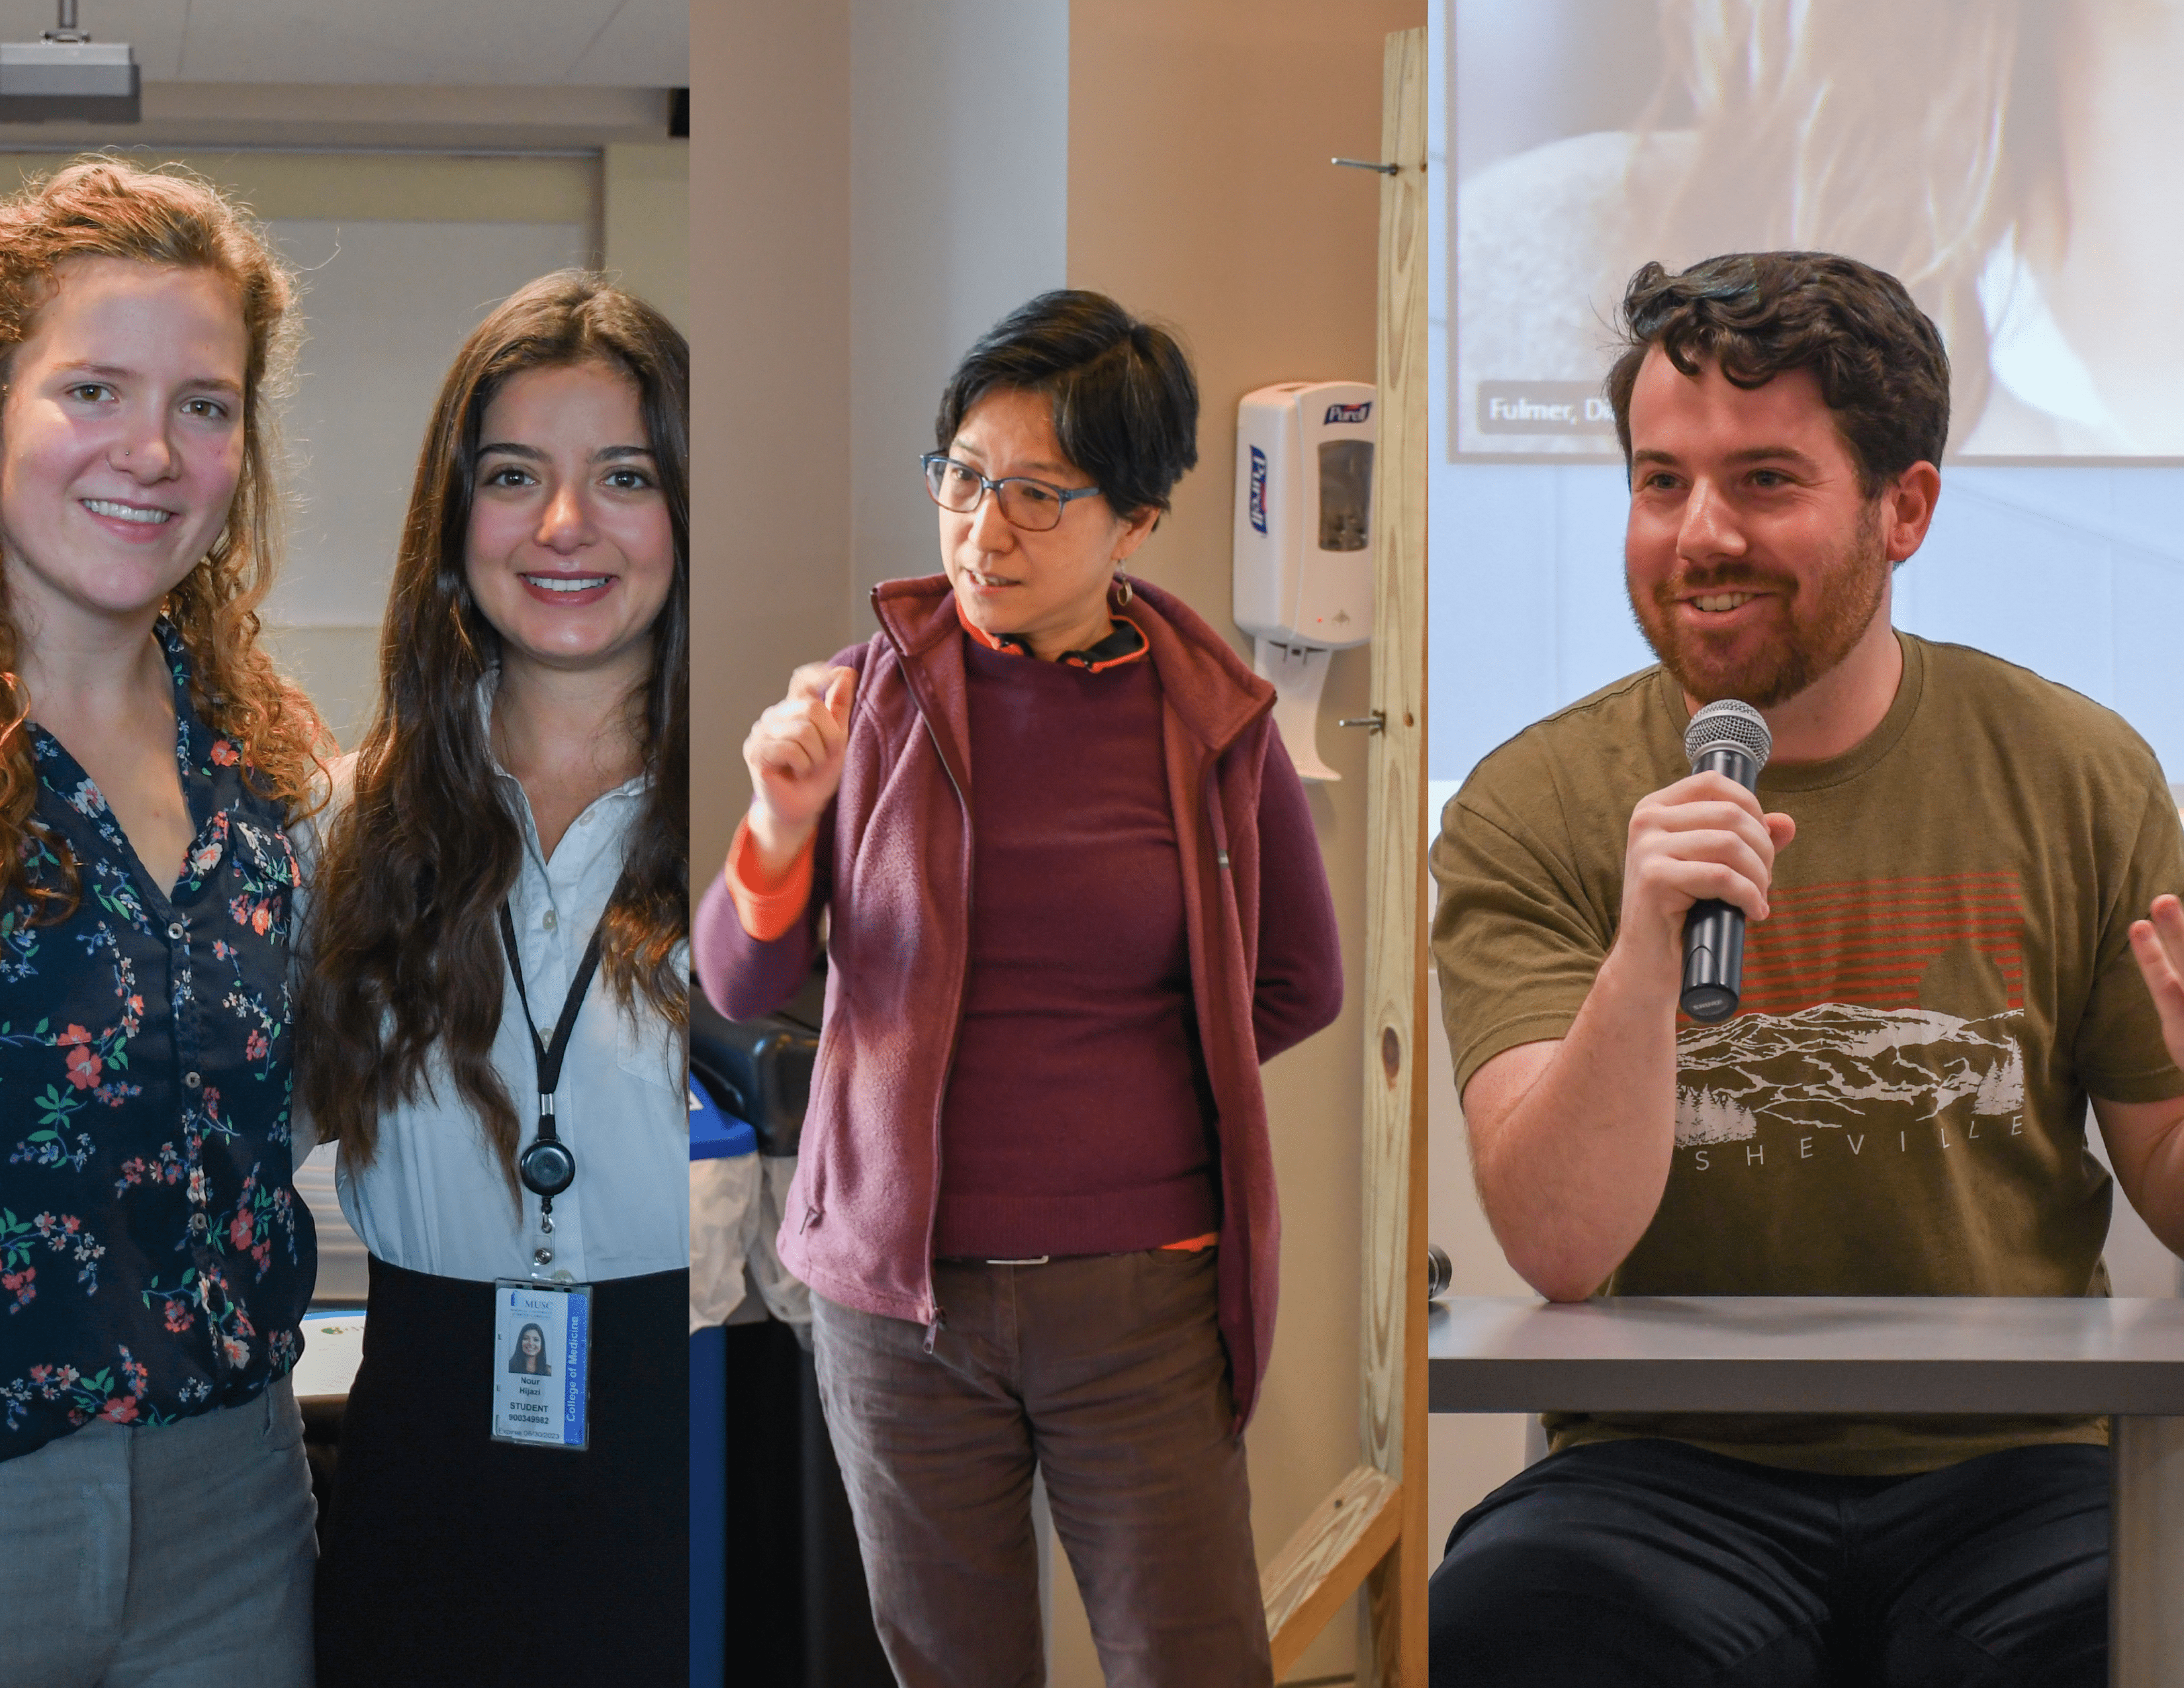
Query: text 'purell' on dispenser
xmin=1232 ymin=381 xmax=1376 ymax=782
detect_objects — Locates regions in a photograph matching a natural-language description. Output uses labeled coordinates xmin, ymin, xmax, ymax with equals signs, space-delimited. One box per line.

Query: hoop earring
xmin=1111 ymin=568 xmax=1133 ymax=608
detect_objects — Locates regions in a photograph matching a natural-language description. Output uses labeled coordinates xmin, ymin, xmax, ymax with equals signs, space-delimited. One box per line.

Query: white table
xmin=289 ymin=1311 xmax=367 ymax=1405
xmin=1429 ymin=1297 xmax=2184 ymax=1687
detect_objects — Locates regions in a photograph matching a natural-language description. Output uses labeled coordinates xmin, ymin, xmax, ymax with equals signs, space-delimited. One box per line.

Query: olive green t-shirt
xmin=1431 ymin=633 xmax=2184 ymax=1476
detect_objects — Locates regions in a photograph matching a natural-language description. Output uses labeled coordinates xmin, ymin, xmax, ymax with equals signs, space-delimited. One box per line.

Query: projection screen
xmin=1450 ymin=0 xmax=2183 ymax=461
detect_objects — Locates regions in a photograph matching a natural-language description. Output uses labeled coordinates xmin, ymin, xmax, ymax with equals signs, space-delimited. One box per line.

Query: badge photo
xmin=491 ymin=1279 xmax=592 ymax=1450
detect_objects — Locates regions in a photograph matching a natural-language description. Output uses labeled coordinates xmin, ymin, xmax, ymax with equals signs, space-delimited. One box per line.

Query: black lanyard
xmin=499 ymin=900 xmax=610 ymax=1217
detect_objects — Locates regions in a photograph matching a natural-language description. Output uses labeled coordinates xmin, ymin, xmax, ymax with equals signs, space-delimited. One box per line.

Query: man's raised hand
xmin=2129 ymin=893 xmax=2184 ymax=1074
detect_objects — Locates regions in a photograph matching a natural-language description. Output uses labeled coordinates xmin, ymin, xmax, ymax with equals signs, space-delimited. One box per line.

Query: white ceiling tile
xmin=562 ymin=0 xmax=687 ymax=86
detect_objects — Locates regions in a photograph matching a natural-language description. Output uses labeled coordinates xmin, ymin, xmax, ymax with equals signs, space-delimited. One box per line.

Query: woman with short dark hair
xmin=696 ymin=289 xmax=1343 ymax=1686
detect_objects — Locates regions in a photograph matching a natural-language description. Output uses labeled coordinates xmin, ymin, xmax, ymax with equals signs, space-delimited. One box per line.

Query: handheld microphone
xmin=1680 ymin=700 xmax=1772 ymax=1022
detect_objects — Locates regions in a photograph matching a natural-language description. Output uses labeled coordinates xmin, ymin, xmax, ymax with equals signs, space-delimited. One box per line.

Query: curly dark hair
xmin=934 ymin=289 xmax=1199 ymax=522
xmin=300 ymin=272 xmax=688 ymax=1190
xmin=1605 ymin=251 xmax=1951 ymax=494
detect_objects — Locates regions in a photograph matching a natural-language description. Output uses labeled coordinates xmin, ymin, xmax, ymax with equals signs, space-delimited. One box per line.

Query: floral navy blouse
xmin=0 ymin=624 xmax=314 ymax=1464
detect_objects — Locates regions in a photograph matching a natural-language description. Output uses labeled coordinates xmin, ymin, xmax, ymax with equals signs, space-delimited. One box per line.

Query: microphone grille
xmin=1684 ymin=699 xmax=1772 ymax=771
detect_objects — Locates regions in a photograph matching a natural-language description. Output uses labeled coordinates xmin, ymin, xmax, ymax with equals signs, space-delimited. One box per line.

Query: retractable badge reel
xmin=503 ymin=900 xmax=598 ymax=1276
xmin=490 ymin=898 xmax=604 ymax=1450
xmin=519 ymin=1105 xmax=576 ymax=1264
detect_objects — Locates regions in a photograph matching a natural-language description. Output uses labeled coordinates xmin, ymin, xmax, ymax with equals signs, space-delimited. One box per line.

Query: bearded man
xmin=1428 ymin=251 xmax=2184 ymax=1687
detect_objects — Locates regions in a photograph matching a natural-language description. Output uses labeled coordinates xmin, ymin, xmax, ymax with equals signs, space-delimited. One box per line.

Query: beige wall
xmin=0 ymin=151 xmax=599 ymax=226
xmin=692 ymin=0 xmax=852 ymax=878
xmin=606 ymin=141 xmax=692 ymax=331
xmin=1064 ymin=5 xmax=1423 ymax=1680
xmin=1424 ymin=974 xmax=1533 ymax=1577
xmin=846 ymin=0 xmax=1069 ymax=632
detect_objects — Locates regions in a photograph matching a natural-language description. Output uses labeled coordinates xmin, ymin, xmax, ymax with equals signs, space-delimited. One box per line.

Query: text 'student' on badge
xmin=490 ymin=1278 xmax=592 ymax=1450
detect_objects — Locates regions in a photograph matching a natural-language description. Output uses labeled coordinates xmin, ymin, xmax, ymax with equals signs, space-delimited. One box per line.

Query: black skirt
xmin=314 ymin=1255 xmax=688 ymax=1687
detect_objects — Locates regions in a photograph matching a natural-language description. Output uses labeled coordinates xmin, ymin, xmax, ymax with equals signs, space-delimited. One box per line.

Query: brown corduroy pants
xmin=812 ymin=1248 xmax=1274 ymax=1688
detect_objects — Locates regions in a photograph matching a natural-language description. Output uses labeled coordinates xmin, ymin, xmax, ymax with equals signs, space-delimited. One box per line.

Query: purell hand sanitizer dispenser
xmin=1233 ymin=381 xmax=1375 ymax=782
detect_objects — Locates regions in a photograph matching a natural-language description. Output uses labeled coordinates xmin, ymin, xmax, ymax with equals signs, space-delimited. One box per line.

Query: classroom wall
xmin=691 ymin=0 xmax=853 ymax=879
xmin=606 ymin=141 xmax=692 ymax=332
xmin=1066 ymin=5 xmax=1424 ymax=1679
xmin=846 ymin=0 xmax=1070 ymax=626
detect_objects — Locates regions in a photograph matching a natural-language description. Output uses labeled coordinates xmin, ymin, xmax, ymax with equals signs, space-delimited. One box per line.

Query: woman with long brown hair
xmin=301 ymin=271 xmax=687 ymax=1686
xmin=0 ymin=159 xmax=326 ymax=1683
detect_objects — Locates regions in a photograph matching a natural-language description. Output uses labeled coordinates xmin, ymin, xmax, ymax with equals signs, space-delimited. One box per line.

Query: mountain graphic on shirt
xmin=1672 ymin=1003 xmax=2025 ymax=1147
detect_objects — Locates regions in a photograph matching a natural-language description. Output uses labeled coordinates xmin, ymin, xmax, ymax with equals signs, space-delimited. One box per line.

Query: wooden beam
xmin=1249 ymin=26 xmax=1429 ymax=1683
xmin=1262 ymin=1464 xmax=1404 ymax=1678
xmin=1359 ymin=24 xmax=1431 ymax=1688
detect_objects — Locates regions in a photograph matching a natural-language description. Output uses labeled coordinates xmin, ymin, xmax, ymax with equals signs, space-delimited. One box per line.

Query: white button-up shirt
xmin=308 ymin=751 xmax=688 ymax=1284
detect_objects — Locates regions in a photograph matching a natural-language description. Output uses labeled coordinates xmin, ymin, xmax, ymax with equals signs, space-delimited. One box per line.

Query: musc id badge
xmin=492 ymin=1279 xmax=593 ymax=1450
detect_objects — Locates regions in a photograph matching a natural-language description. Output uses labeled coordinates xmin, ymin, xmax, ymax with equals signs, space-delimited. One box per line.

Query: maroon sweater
xmin=936 ymin=633 xmax=1218 ymax=1258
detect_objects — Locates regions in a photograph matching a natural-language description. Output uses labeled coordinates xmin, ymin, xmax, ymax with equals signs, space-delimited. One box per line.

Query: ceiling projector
xmin=0 ymin=1 xmax=139 ymax=124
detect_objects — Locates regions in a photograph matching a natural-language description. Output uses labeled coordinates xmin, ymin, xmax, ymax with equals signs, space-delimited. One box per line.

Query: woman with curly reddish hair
xmin=0 ymin=158 xmax=328 ymax=1683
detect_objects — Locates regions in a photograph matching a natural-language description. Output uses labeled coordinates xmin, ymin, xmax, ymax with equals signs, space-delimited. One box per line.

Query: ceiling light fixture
xmin=0 ymin=1 xmax=140 ymax=124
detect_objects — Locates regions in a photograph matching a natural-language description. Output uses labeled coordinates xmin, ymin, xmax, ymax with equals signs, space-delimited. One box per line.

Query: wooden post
xmin=1357 ymin=25 xmax=1430 ymax=1687
xmin=1257 ymin=25 xmax=1430 ymax=1687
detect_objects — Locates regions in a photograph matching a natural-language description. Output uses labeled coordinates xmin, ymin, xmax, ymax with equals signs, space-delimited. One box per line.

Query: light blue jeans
xmin=0 ymin=1376 xmax=316 ymax=1687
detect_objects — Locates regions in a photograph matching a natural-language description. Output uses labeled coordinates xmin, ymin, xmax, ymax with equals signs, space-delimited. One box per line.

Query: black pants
xmin=315 ymin=1256 xmax=689 ymax=1687
xmin=1429 ymin=1436 xmax=2107 ymax=1687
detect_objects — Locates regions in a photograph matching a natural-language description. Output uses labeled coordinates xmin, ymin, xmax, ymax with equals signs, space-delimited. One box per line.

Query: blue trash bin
xmin=690 ymin=1077 xmax=756 ymax=1688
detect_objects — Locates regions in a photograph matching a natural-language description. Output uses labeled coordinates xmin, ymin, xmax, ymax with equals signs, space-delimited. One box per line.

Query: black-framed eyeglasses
xmin=921 ymin=453 xmax=1103 ymax=533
